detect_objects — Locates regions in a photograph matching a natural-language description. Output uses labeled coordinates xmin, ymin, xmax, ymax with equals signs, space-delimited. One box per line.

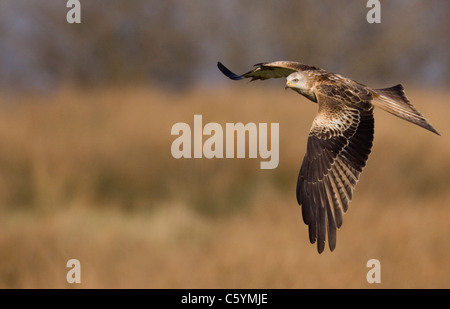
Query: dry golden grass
xmin=0 ymin=85 xmax=448 ymax=288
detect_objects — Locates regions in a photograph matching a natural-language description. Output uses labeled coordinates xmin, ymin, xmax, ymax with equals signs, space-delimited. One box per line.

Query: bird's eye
xmin=292 ymin=78 xmax=299 ymax=82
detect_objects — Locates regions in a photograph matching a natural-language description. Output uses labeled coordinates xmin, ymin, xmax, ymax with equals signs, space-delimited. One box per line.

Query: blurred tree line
xmin=0 ymin=0 xmax=449 ymax=92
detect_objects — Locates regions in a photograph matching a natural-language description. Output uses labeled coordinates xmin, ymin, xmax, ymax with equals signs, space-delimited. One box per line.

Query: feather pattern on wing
xmin=297 ymin=90 xmax=374 ymax=253
xmin=218 ymin=61 xmax=320 ymax=81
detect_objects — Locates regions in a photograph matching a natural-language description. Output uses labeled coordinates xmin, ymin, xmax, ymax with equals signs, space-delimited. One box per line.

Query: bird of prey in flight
xmin=217 ymin=61 xmax=439 ymax=253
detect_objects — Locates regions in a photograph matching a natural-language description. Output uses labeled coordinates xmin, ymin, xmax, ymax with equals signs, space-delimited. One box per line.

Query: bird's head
xmin=285 ymin=72 xmax=317 ymax=102
xmin=285 ymin=72 xmax=305 ymax=90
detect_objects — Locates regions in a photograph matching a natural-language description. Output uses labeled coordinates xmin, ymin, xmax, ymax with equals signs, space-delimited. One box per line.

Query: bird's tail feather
xmin=372 ymin=84 xmax=440 ymax=135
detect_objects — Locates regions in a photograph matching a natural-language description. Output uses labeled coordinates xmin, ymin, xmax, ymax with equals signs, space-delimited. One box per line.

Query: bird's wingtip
xmin=217 ymin=61 xmax=244 ymax=80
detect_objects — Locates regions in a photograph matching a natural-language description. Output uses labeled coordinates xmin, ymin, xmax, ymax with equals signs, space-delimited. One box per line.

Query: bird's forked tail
xmin=372 ymin=84 xmax=440 ymax=135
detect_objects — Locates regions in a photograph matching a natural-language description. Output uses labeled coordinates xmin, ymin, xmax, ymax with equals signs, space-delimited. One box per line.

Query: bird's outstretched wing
xmin=297 ymin=90 xmax=374 ymax=253
xmin=217 ymin=61 xmax=319 ymax=81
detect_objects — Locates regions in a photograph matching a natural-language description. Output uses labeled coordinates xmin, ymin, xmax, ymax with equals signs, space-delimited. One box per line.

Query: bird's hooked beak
xmin=285 ymin=80 xmax=293 ymax=90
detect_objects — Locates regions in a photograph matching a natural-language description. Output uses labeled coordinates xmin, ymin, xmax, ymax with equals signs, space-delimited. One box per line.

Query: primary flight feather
xmin=218 ymin=61 xmax=439 ymax=253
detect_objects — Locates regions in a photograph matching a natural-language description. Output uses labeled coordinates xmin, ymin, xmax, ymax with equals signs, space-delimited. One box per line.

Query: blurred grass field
xmin=0 ymin=85 xmax=448 ymax=288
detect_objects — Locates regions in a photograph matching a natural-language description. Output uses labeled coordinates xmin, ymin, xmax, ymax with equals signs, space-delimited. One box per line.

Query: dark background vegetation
xmin=1 ymin=0 xmax=449 ymax=91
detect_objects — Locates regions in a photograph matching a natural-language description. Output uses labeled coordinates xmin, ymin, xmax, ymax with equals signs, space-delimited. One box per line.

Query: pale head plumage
xmin=286 ymin=72 xmax=317 ymax=102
